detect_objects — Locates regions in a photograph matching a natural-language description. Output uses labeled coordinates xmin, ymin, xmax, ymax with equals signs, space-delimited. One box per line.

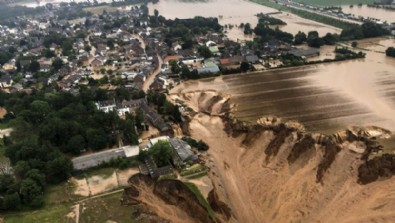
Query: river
xmin=172 ymin=37 xmax=395 ymax=135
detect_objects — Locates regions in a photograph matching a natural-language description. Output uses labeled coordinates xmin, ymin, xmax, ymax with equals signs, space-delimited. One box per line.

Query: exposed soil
xmin=170 ymin=90 xmax=395 ymax=223
xmin=122 ymin=174 xmax=213 ymax=223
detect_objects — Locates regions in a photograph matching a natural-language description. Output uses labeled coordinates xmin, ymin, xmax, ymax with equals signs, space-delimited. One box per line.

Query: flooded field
xmin=148 ymin=0 xmax=340 ymax=40
xmin=341 ymin=5 xmax=395 ymax=23
xmin=13 ymin=0 xmax=113 ymax=7
xmin=172 ymin=37 xmax=395 ymax=134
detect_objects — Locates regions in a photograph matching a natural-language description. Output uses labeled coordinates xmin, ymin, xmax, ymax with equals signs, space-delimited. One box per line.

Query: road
xmin=142 ymin=54 xmax=163 ymax=92
xmin=277 ymin=0 xmax=362 ymax=25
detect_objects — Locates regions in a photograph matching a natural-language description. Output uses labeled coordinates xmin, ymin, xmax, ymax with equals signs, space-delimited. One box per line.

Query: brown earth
xmin=122 ymin=174 xmax=213 ymax=223
xmin=169 ymin=90 xmax=395 ymax=223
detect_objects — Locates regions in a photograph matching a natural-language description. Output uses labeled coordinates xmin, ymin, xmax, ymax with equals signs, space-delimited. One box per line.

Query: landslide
xmin=178 ymin=91 xmax=395 ymax=223
xmin=122 ymin=174 xmax=213 ymax=223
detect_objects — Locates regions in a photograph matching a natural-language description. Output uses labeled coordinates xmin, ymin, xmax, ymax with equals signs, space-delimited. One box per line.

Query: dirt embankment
xmin=122 ymin=174 xmax=213 ymax=223
xmin=174 ymin=90 xmax=395 ymax=223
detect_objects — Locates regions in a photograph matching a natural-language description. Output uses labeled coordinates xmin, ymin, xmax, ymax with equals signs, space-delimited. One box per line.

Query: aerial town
xmin=0 ymin=0 xmax=395 ymax=222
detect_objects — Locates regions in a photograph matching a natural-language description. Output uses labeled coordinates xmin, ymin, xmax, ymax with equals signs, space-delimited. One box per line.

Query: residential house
xmin=197 ymin=61 xmax=220 ymax=75
xmin=116 ymin=98 xmax=148 ymax=116
xmin=0 ymin=75 xmax=13 ymax=88
xmin=289 ymin=48 xmax=320 ymax=58
xmin=2 ymin=62 xmax=15 ymax=72
xmin=169 ymin=138 xmax=198 ymax=167
xmin=246 ymin=55 xmax=259 ymax=64
xmin=141 ymin=103 xmax=172 ymax=134
xmin=96 ymin=99 xmax=116 ymax=113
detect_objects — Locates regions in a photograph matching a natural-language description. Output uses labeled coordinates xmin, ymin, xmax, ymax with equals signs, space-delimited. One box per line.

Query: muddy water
xmin=173 ymin=37 xmax=395 ymax=134
xmin=14 ymin=0 xmax=113 ymax=7
xmin=341 ymin=5 xmax=395 ymax=23
xmin=147 ymin=0 xmax=340 ymax=40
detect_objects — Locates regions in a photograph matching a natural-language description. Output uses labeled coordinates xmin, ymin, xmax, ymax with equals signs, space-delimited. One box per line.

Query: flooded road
xmin=341 ymin=5 xmax=395 ymax=23
xmin=148 ymin=0 xmax=340 ymax=40
xmin=172 ymin=37 xmax=395 ymax=134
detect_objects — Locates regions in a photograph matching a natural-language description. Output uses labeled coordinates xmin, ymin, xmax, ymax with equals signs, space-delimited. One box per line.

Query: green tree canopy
xmin=149 ymin=141 xmax=172 ymax=167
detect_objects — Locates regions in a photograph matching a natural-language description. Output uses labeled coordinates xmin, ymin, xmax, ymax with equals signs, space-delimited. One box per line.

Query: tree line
xmin=0 ymin=89 xmax=141 ymax=210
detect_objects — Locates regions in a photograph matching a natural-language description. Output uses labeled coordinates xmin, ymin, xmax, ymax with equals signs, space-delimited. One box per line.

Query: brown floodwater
xmin=172 ymin=37 xmax=395 ymax=134
xmin=14 ymin=0 xmax=113 ymax=7
xmin=341 ymin=5 xmax=395 ymax=23
xmin=148 ymin=0 xmax=340 ymax=41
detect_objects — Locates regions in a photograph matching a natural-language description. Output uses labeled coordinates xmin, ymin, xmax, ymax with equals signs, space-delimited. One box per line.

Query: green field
xmin=4 ymin=191 xmax=137 ymax=223
xmin=83 ymin=5 xmax=119 ymax=15
xmin=4 ymin=204 xmax=74 ymax=223
xmin=291 ymin=0 xmax=379 ymax=7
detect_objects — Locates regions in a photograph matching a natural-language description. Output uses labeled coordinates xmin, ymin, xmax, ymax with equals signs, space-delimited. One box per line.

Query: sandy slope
xmin=175 ymin=91 xmax=395 ymax=223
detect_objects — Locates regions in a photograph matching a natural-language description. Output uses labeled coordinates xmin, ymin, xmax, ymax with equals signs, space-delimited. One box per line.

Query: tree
xmin=24 ymin=169 xmax=46 ymax=188
xmin=323 ymin=33 xmax=338 ymax=45
xmin=0 ymin=51 xmax=11 ymax=65
xmin=107 ymin=39 xmax=115 ymax=49
xmin=42 ymin=48 xmax=56 ymax=58
xmin=86 ymin=128 xmax=108 ymax=150
xmin=294 ymin=31 xmax=307 ymax=45
xmin=84 ymin=45 xmax=92 ymax=52
xmin=148 ymin=141 xmax=172 ymax=167
xmin=169 ymin=60 xmax=181 ymax=74
xmin=386 ymin=47 xmax=395 ymax=57
xmin=240 ymin=61 xmax=250 ymax=72
xmin=351 ymin=41 xmax=358 ymax=48
xmin=361 ymin=21 xmax=389 ymax=38
xmin=28 ymin=61 xmax=40 ymax=73
xmin=243 ymin=23 xmax=253 ymax=35
xmin=197 ymin=46 xmax=212 ymax=59
xmin=19 ymin=178 xmax=43 ymax=207
xmin=0 ymin=174 xmax=15 ymax=194
xmin=3 ymin=192 xmax=21 ymax=210
xmin=197 ymin=140 xmax=209 ymax=151
xmin=120 ymin=119 xmax=138 ymax=145
xmin=52 ymin=58 xmax=63 ymax=71
xmin=45 ymin=154 xmax=73 ymax=184
xmin=14 ymin=161 xmax=31 ymax=179
xmin=154 ymin=9 xmax=159 ymax=17
xmin=67 ymin=135 xmax=85 ymax=155
xmin=307 ymin=31 xmax=324 ymax=48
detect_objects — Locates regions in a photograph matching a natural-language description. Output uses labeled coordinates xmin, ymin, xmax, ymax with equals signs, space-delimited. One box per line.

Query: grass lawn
xmin=0 ymin=143 xmax=6 ymax=163
xmin=180 ymin=164 xmax=207 ymax=176
xmin=0 ymin=122 xmax=9 ymax=130
xmin=79 ymin=192 xmax=137 ymax=223
xmin=292 ymin=0 xmax=379 ymax=6
xmin=44 ymin=181 xmax=83 ymax=205
xmin=4 ymin=204 xmax=74 ymax=223
xmin=74 ymin=167 xmax=116 ymax=180
xmin=83 ymin=5 xmax=118 ymax=15
xmin=4 ymin=191 xmax=137 ymax=223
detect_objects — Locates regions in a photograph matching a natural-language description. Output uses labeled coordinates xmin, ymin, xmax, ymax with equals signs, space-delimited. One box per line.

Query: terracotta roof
xmin=164 ymin=55 xmax=180 ymax=63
